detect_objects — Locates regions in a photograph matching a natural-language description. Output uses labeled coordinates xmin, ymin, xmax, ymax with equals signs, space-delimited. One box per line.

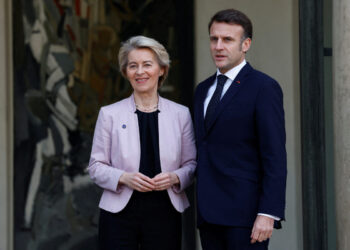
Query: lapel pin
xmin=236 ymin=80 xmax=241 ymax=84
xmin=122 ymin=124 xmax=126 ymax=129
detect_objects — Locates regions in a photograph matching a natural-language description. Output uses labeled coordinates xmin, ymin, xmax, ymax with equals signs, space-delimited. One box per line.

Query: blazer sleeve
xmin=255 ymin=80 xmax=287 ymax=219
xmin=87 ymin=108 xmax=124 ymax=193
xmin=172 ymin=108 xmax=197 ymax=193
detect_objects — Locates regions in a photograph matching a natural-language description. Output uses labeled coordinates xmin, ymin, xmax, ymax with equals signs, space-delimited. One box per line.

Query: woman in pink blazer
xmin=88 ymin=35 xmax=196 ymax=250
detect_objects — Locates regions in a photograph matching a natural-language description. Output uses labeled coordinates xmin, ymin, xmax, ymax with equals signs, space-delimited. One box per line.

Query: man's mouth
xmin=215 ymin=55 xmax=226 ymax=60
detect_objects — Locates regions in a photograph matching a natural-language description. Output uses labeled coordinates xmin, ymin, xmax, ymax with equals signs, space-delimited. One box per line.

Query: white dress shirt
xmin=203 ymin=59 xmax=280 ymax=221
xmin=203 ymin=60 xmax=246 ymax=116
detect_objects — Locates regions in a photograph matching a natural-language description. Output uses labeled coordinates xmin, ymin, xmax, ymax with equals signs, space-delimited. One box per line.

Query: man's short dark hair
xmin=208 ymin=9 xmax=253 ymax=40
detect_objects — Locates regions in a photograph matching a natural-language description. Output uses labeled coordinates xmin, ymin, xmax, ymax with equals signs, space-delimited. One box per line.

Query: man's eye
xmin=210 ymin=37 xmax=218 ymax=42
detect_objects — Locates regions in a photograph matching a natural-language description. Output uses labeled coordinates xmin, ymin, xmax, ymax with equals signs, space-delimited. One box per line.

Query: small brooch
xmin=122 ymin=124 xmax=126 ymax=129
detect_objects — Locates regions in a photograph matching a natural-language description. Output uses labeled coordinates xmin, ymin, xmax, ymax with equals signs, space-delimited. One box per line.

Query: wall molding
xmin=0 ymin=0 xmax=13 ymax=249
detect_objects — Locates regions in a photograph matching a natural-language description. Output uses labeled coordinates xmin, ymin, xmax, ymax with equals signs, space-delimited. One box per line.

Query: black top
xmin=134 ymin=109 xmax=168 ymax=201
xmin=135 ymin=109 xmax=162 ymax=178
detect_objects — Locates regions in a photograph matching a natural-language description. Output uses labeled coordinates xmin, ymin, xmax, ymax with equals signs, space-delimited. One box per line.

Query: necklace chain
xmin=135 ymin=103 xmax=158 ymax=112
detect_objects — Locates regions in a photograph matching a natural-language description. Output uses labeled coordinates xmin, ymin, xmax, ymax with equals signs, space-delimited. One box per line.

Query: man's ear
xmin=242 ymin=38 xmax=252 ymax=53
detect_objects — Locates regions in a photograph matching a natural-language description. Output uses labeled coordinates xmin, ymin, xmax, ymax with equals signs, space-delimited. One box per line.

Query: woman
xmin=88 ymin=35 xmax=196 ymax=250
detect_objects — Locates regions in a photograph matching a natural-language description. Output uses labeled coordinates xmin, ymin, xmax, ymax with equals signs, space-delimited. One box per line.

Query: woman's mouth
xmin=136 ymin=78 xmax=148 ymax=83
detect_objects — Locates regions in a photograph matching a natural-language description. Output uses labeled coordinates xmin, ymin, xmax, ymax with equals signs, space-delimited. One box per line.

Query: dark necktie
xmin=205 ymin=74 xmax=228 ymax=129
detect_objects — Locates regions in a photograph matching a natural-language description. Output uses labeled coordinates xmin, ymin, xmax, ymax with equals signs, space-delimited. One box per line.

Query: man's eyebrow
xmin=209 ymin=35 xmax=234 ymax=38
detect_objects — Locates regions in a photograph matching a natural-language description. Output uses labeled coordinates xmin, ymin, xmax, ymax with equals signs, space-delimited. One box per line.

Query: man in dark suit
xmin=194 ymin=9 xmax=287 ymax=250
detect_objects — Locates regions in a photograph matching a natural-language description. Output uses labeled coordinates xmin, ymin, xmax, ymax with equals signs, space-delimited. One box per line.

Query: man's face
xmin=209 ymin=21 xmax=251 ymax=74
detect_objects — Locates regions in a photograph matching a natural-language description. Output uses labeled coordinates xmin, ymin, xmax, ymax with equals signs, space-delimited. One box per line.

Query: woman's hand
xmin=153 ymin=173 xmax=180 ymax=191
xmin=119 ymin=172 xmax=155 ymax=192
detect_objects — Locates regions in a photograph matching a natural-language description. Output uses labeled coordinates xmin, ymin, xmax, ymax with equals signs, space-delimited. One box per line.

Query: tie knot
xmin=217 ymin=75 xmax=227 ymax=87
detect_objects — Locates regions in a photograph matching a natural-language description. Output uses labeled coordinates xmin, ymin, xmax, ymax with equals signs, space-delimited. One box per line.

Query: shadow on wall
xmin=13 ymin=0 xmax=193 ymax=249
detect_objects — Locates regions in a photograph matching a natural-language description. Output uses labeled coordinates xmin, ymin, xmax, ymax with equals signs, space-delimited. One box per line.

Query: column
xmin=333 ymin=0 xmax=350 ymax=249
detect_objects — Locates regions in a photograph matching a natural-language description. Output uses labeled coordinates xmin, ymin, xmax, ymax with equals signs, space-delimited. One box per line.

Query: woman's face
xmin=126 ymin=48 xmax=164 ymax=95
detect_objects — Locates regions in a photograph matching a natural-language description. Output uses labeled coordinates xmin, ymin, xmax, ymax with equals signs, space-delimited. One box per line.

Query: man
xmin=194 ymin=9 xmax=287 ymax=250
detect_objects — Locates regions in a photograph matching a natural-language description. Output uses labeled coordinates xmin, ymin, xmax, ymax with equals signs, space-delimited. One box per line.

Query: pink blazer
xmin=88 ymin=94 xmax=197 ymax=213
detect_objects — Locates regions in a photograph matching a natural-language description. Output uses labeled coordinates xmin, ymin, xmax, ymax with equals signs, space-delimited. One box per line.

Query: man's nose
xmin=215 ymin=39 xmax=223 ymax=50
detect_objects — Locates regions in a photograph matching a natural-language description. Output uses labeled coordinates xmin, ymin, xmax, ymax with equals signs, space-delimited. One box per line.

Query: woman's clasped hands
xmin=119 ymin=172 xmax=180 ymax=192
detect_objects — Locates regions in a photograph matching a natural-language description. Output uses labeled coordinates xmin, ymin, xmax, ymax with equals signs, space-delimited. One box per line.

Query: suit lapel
xmin=196 ymin=74 xmax=216 ymax=139
xmin=205 ymin=63 xmax=253 ymax=133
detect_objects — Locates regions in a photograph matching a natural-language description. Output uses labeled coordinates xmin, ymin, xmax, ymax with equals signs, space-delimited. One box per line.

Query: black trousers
xmin=199 ymin=222 xmax=269 ymax=250
xmin=99 ymin=191 xmax=181 ymax=250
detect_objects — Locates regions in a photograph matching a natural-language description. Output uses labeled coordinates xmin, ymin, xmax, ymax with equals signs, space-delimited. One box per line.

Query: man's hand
xmin=119 ymin=172 xmax=155 ymax=192
xmin=250 ymin=215 xmax=274 ymax=243
xmin=152 ymin=172 xmax=180 ymax=191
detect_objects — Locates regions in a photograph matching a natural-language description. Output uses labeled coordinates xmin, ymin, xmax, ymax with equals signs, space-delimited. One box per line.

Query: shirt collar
xmin=216 ymin=59 xmax=247 ymax=81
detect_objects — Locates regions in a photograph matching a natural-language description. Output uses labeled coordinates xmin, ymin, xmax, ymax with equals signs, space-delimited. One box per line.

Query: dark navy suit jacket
xmin=194 ymin=63 xmax=287 ymax=228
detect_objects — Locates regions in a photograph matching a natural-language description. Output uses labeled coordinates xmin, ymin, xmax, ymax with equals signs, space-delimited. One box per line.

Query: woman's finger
xmin=138 ymin=173 xmax=156 ymax=185
xmin=154 ymin=182 xmax=172 ymax=190
xmin=134 ymin=177 xmax=154 ymax=190
xmin=155 ymin=179 xmax=170 ymax=186
xmin=153 ymin=173 xmax=168 ymax=182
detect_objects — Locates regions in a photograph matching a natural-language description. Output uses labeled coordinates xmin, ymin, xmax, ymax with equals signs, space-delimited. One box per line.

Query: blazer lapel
xmin=125 ymin=94 xmax=141 ymax=171
xmin=157 ymin=96 xmax=165 ymax=172
xmin=205 ymin=63 xmax=253 ymax=132
xmin=196 ymin=74 xmax=216 ymax=139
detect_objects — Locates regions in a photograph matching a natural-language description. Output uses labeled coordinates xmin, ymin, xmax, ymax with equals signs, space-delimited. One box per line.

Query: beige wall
xmin=194 ymin=1 xmax=302 ymax=249
xmin=0 ymin=0 xmax=13 ymax=249
xmin=333 ymin=0 xmax=350 ymax=249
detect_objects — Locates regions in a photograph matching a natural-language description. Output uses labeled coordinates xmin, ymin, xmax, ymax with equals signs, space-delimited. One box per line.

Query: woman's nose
xmin=136 ymin=66 xmax=144 ymax=74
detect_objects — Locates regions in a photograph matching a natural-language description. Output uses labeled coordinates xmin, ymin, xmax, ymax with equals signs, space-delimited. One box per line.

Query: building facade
xmin=1 ymin=0 xmax=349 ymax=249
